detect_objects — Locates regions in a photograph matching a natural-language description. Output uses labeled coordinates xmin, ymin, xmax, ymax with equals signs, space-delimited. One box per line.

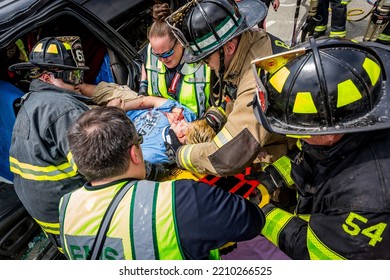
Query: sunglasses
xmin=152 ymin=40 xmax=178 ymax=59
xmin=53 ymin=70 xmax=84 ymax=85
xmin=134 ymin=134 xmax=143 ymax=146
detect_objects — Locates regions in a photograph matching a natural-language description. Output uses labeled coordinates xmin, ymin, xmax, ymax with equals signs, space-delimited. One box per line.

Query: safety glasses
xmin=133 ymin=134 xmax=143 ymax=146
xmin=152 ymin=40 xmax=177 ymax=59
xmin=53 ymin=69 xmax=84 ymax=85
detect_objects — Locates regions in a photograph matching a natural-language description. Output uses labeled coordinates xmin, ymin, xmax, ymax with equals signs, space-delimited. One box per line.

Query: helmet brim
xmin=183 ymin=0 xmax=268 ymax=64
xmin=9 ymin=62 xmax=89 ymax=72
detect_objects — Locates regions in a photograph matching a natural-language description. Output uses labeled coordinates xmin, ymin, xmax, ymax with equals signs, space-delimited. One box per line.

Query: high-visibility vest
xmin=59 ymin=180 xmax=220 ymax=260
xmin=145 ymin=44 xmax=211 ymax=117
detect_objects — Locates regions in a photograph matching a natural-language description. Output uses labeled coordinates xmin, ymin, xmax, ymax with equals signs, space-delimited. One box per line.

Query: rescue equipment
xmin=364 ymin=0 xmax=390 ymax=41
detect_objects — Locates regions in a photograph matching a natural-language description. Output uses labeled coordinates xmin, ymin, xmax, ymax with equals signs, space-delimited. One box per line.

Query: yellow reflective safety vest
xmin=145 ymin=44 xmax=211 ymax=117
xmin=59 ymin=180 xmax=220 ymax=260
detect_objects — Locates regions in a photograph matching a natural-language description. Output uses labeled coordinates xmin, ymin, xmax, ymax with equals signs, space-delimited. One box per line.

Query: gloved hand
xmin=164 ymin=129 xmax=182 ymax=162
xmin=245 ymin=155 xmax=295 ymax=194
xmin=248 ymin=183 xmax=271 ymax=208
xmin=246 ymin=155 xmax=298 ymax=211
xmin=138 ymin=80 xmax=148 ymax=96
xmin=144 ymin=161 xmax=171 ymax=181
xmin=204 ymin=106 xmax=227 ymax=133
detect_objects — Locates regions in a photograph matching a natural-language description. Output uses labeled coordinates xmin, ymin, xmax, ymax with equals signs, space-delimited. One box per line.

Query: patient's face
xmin=171 ymin=119 xmax=190 ymax=144
xmin=166 ymin=107 xmax=184 ymax=124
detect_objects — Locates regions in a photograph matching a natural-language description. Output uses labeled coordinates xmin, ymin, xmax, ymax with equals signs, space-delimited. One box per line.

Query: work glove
xmin=245 ymin=155 xmax=295 ymax=194
xmin=164 ymin=129 xmax=182 ymax=163
xmin=144 ymin=160 xmax=171 ymax=181
xmin=245 ymin=155 xmax=297 ymax=211
xmin=138 ymin=80 xmax=148 ymax=96
xmin=204 ymin=106 xmax=227 ymax=133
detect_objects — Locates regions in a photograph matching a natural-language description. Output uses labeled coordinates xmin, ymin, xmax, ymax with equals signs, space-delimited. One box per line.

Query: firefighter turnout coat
xmin=9 ymin=79 xmax=89 ymax=241
xmin=176 ymin=30 xmax=297 ymax=176
xmin=261 ymin=130 xmax=390 ymax=259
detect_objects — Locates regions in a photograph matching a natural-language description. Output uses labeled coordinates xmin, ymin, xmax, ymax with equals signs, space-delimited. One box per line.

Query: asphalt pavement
xmin=264 ymin=0 xmax=375 ymax=46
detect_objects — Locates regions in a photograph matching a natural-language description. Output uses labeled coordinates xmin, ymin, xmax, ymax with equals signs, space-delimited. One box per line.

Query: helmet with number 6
xmin=9 ymin=36 xmax=89 ymax=71
xmin=251 ymin=38 xmax=390 ymax=135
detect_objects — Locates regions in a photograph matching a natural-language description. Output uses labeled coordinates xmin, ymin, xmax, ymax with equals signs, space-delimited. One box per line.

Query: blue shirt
xmin=126 ymin=99 xmax=196 ymax=164
xmin=0 ymin=81 xmax=24 ymax=183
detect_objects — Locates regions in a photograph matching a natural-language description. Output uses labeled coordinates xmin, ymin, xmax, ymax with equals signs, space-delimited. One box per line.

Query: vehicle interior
xmin=1 ymin=14 xmax=149 ymax=92
xmin=0 ymin=6 xmax=152 ymax=259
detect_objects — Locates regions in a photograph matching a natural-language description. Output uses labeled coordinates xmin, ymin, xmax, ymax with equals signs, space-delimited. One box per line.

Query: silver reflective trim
xmin=150 ymin=49 xmax=161 ymax=95
xmin=188 ymin=77 xmax=207 ymax=83
xmin=194 ymin=66 xmax=206 ymax=116
xmin=132 ymin=180 xmax=156 ymax=259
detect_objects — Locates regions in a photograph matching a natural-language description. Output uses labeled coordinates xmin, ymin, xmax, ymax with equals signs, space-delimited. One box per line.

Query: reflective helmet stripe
xmin=337 ymin=79 xmax=362 ymax=108
xmin=191 ymin=14 xmax=243 ymax=55
xmin=47 ymin=43 xmax=59 ymax=54
xmin=363 ymin=57 xmax=381 ymax=86
xmin=269 ymin=66 xmax=290 ymax=93
xmin=293 ymin=92 xmax=318 ymax=113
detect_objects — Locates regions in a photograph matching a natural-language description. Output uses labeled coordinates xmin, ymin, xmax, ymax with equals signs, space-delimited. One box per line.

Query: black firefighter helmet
xmin=9 ymin=36 xmax=89 ymax=85
xmin=251 ymin=38 xmax=390 ymax=135
xmin=9 ymin=36 xmax=89 ymax=72
xmin=166 ymin=0 xmax=267 ymax=63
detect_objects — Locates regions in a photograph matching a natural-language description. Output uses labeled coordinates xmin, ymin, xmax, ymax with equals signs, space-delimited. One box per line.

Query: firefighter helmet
xmin=251 ymin=38 xmax=390 ymax=135
xmin=166 ymin=0 xmax=267 ymax=63
xmin=9 ymin=36 xmax=89 ymax=72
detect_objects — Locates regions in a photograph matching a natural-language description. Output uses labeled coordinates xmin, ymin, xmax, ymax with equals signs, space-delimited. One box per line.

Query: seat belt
xmin=107 ymin=48 xmax=129 ymax=85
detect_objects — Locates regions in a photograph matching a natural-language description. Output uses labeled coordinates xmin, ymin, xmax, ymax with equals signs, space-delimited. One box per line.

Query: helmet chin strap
xmin=210 ymin=47 xmax=225 ymax=107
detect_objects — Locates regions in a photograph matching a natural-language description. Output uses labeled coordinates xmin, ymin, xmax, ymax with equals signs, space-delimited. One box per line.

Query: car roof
xmin=0 ymin=0 xmax=51 ymax=31
xmin=72 ymin=0 xmax=146 ymax=22
xmin=0 ymin=0 xmax=148 ymax=32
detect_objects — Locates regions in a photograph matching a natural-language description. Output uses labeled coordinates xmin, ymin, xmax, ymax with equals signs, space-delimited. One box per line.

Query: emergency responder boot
xmin=313 ymin=30 xmax=326 ymax=38
xmin=313 ymin=25 xmax=327 ymax=38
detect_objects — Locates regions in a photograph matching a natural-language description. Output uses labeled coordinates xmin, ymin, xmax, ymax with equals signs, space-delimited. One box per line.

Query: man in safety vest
xmin=59 ymin=106 xmax=265 ymax=260
xmin=250 ymin=38 xmax=390 ymax=259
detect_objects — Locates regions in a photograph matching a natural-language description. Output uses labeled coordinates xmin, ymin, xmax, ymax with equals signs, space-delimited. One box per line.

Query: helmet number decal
xmin=75 ymin=49 xmax=85 ymax=64
xmin=71 ymin=39 xmax=86 ymax=68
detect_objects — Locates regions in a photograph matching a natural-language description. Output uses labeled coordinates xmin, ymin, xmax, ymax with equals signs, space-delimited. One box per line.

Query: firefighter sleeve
xmin=176 ymin=70 xmax=291 ymax=176
xmin=261 ymin=203 xmax=390 ymax=259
